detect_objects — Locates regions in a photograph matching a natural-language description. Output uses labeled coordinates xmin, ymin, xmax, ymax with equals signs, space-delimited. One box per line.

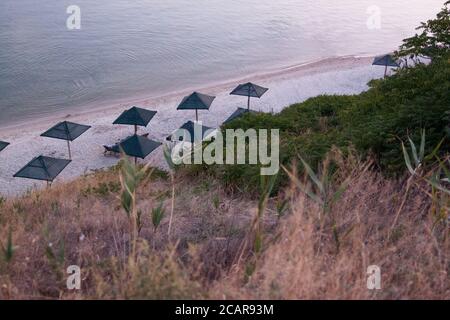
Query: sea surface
xmin=0 ymin=0 xmax=444 ymax=126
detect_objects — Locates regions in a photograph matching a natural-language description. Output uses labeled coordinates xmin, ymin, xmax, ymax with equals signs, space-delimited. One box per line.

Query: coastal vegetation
xmin=0 ymin=148 xmax=448 ymax=299
xmin=0 ymin=2 xmax=449 ymax=299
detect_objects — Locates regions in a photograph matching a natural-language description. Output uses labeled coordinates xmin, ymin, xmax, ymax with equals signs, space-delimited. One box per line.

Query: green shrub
xmin=205 ymin=57 xmax=449 ymax=194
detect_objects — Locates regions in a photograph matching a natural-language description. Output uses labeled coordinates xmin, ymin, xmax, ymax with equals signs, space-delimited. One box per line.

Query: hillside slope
xmin=0 ymin=151 xmax=449 ymax=299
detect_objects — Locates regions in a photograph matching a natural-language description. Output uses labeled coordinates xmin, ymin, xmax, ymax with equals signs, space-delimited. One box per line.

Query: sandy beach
xmin=0 ymin=55 xmax=383 ymax=196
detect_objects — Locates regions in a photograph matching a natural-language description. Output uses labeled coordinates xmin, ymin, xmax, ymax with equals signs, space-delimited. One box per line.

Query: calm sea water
xmin=0 ymin=0 xmax=444 ymax=126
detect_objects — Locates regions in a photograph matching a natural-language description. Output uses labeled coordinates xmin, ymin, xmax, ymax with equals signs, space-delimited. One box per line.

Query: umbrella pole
xmin=195 ymin=109 xmax=198 ymax=122
xmin=384 ymin=65 xmax=388 ymax=78
xmin=134 ymin=125 xmax=137 ymax=135
xmin=134 ymin=157 xmax=137 ymax=165
xmin=67 ymin=140 xmax=72 ymax=160
xmin=247 ymin=95 xmax=250 ymax=111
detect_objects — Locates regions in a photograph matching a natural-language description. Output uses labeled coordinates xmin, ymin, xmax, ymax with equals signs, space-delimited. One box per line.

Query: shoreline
xmin=0 ymin=55 xmax=383 ymax=196
xmin=0 ymin=55 xmax=372 ymax=135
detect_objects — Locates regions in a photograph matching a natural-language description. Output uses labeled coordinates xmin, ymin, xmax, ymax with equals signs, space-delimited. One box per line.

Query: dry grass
xmin=214 ymin=154 xmax=449 ymax=299
xmin=0 ymin=153 xmax=448 ymax=299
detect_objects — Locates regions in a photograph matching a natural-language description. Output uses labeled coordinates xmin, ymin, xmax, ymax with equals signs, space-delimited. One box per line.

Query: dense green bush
xmin=346 ymin=58 xmax=450 ymax=172
xmin=396 ymin=0 xmax=449 ymax=61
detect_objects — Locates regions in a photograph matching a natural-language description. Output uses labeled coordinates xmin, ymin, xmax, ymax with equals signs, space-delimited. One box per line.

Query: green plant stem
xmin=167 ymin=173 xmax=175 ymax=241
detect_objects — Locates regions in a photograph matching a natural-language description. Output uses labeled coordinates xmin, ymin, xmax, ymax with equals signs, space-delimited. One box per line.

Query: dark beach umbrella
xmin=177 ymin=92 xmax=215 ymax=122
xmin=230 ymin=82 xmax=268 ymax=110
xmin=41 ymin=121 xmax=91 ymax=159
xmin=223 ymin=107 xmax=257 ymax=125
xmin=372 ymin=54 xmax=400 ymax=77
xmin=119 ymin=134 xmax=161 ymax=163
xmin=14 ymin=155 xmax=71 ymax=185
xmin=113 ymin=106 xmax=157 ymax=134
xmin=0 ymin=141 xmax=10 ymax=152
xmin=166 ymin=121 xmax=215 ymax=144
